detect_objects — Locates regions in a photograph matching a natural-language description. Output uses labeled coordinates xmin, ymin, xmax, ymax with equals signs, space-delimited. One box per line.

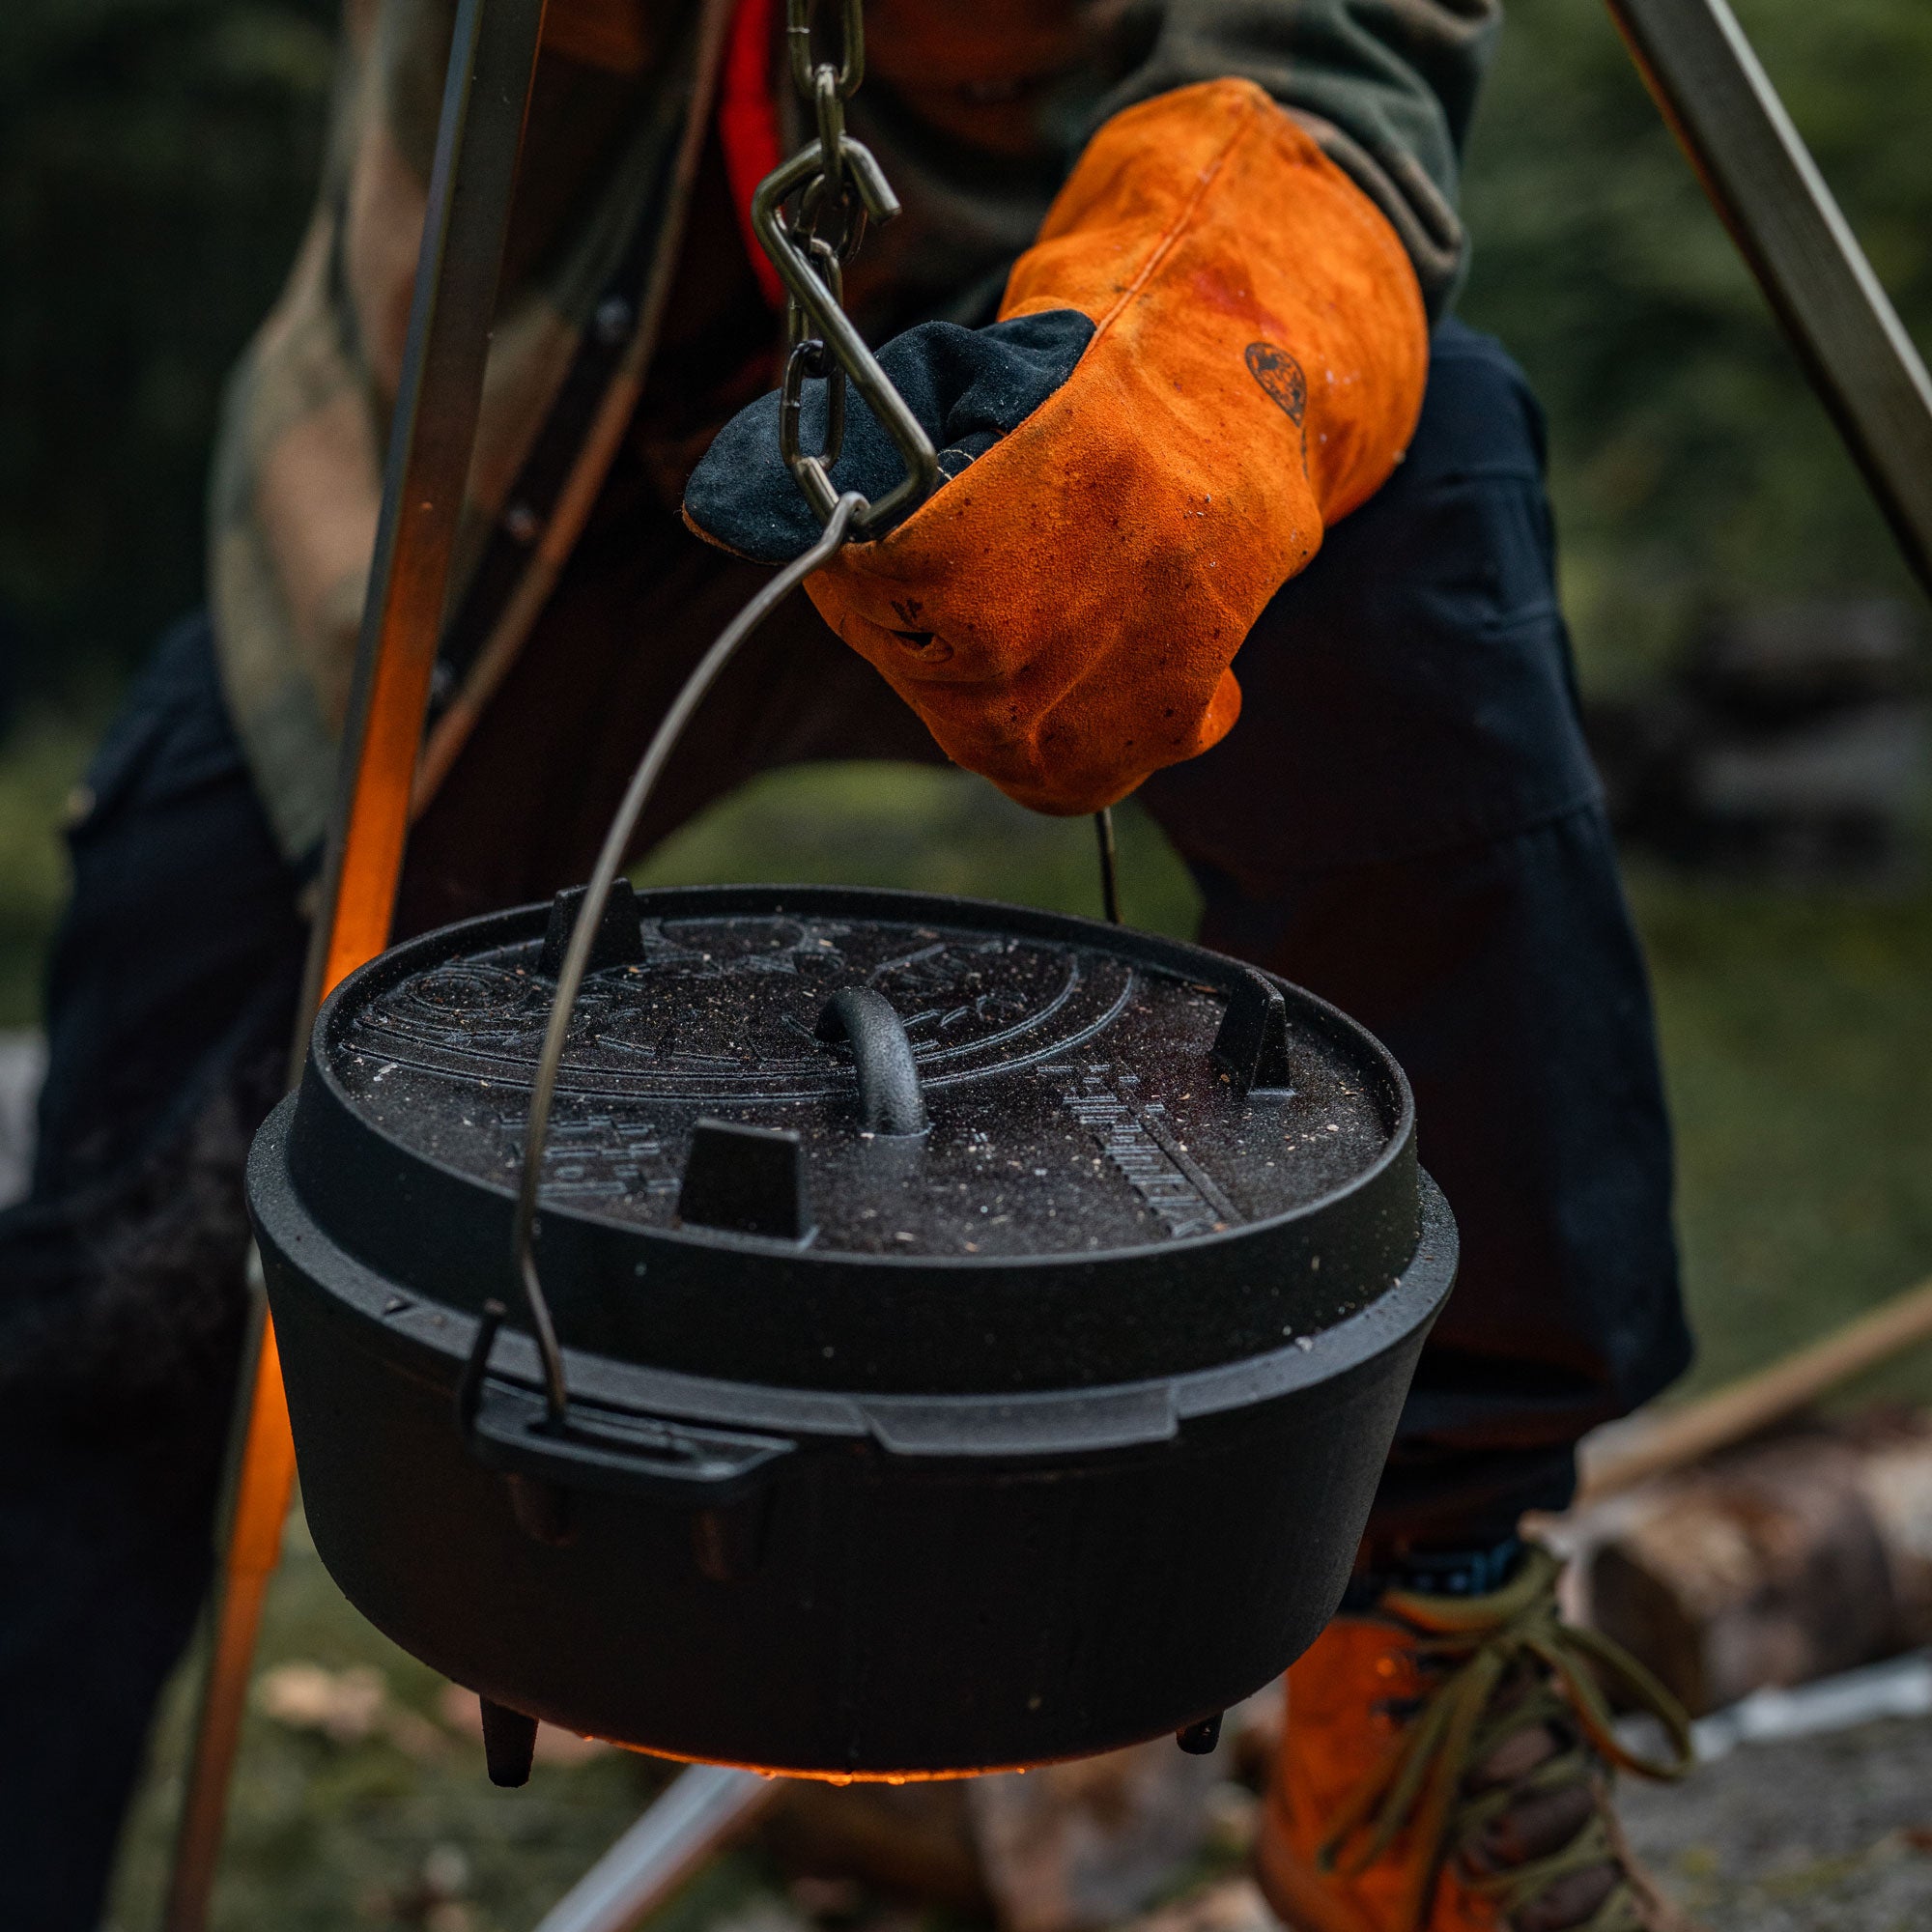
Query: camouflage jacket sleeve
xmin=211 ymin=0 xmax=1499 ymax=865
xmin=208 ymin=0 xmax=688 ymax=861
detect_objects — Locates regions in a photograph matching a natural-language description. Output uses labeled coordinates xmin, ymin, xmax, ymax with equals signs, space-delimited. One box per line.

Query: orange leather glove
xmin=685 ymin=79 xmax=1429 ymax=815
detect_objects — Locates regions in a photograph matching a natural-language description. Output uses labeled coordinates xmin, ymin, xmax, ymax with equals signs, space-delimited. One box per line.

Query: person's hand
xmin=686 ymin=80 xmax=1428 ymax=815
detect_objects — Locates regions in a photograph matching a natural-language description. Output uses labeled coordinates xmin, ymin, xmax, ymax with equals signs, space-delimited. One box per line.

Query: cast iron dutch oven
xmin=248 ymin=879 xmax=1456 ymax=1776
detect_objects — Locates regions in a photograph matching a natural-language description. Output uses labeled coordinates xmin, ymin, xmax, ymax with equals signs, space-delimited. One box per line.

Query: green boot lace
xmin=1316 ymin=1545 xmax=1693 ymax=1932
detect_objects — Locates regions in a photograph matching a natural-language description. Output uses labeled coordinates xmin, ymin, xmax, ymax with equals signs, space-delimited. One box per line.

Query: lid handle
xmin=814 ymin=989 xmax=929 ymax=1137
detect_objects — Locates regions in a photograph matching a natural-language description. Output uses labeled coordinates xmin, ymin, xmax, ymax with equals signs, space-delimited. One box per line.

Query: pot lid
xmin=327 ymin=882 xmax=1398 ymax=1261
xmin=290 ymin=885 xmax=1421 ymax=1391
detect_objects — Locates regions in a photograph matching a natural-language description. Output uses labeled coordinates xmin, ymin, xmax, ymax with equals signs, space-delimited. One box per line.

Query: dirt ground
xmin=1119 ymin=1717 xmax=1932 ymax=1932
xmin=106 ymin=1498 xmax=1932 ymax=1931
xmin=1617 ymin=1716 xmax=1932 ymax=1932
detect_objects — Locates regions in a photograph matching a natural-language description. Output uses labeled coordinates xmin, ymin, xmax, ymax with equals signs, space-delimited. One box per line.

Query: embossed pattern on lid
xmin=327 ymin=895 xmax=1395 ymax=1263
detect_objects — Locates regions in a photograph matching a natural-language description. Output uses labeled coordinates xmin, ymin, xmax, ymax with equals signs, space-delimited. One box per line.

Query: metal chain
xmin=495 ymin=3 xmax=936 ymax=1437
xmin=764 ymin=3 xmax=1120 ymax=928
xmin=757 ymin=0 xmax=937 ymax=533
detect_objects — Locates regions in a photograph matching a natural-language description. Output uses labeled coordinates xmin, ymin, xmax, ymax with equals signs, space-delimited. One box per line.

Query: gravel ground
xmin=1121 ymin=1717 xmax=1932 ymax=1932
xmin=1618 ymin=1717 xmax=1932 ymax=1931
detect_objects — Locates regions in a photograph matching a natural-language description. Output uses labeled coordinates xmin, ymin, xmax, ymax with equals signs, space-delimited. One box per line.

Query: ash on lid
xmin=329 ymin=906 xmax=1391 ymax=1260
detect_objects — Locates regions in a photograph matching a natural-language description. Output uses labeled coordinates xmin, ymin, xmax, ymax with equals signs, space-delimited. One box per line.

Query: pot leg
xmin=482 ymin=1698 xmax=539 ymax=1787
xmin=1176 ymin=1714 xmax=1223 ymax=1755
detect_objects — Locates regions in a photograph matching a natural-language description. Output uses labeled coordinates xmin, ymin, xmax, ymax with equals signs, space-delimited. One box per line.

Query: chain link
xmin=753 ymin=0 xmax=937 ymax=535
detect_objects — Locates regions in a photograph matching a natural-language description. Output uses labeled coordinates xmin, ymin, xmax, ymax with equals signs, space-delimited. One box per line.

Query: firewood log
xmin=1579 ymin=1413 xmax=1932 ymax=1715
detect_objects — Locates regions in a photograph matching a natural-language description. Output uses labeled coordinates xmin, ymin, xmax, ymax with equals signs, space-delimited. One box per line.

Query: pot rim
xmin=252 ymin=1092 xmax=1455 ymax=1457
xmin=307 ymin=882 xmax=1418 ymax=1277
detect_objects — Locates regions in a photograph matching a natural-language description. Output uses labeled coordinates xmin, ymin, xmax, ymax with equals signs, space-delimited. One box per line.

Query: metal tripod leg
xmin=1604 ymin=0 xmax=1932 ymax=597
xmin=161 ymin=1 xmax=552 ymax=1923
xmin=531 ymin=1767 xmax=784 ymax=1932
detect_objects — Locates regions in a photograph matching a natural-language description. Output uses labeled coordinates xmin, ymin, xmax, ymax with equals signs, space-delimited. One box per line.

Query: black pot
xmin=249 ymin=884 xmax=1455 ymax=1776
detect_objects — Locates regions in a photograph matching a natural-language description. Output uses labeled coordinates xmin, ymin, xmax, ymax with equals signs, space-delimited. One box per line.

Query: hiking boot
xmin=1254 ymin=1544 xmax=1698 ymax=1932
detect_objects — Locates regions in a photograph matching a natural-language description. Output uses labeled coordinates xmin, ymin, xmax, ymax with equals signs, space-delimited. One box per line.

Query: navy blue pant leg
xmin=1143 ymin=321 xmax=1691 ymax=1545
xmin=0 ymin=615 xmax=303 ymax=1930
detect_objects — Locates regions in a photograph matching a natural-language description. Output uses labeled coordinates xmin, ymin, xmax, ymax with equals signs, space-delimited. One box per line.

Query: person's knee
xmin=37 ymin=614 xmax=302 ymax=1198
xmin=8 ymin=613 xmax=300 ymax=1430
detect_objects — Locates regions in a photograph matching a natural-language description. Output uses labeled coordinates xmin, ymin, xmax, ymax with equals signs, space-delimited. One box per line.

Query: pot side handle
xmin=456 ymin=1301 xmax=795 ymax=1512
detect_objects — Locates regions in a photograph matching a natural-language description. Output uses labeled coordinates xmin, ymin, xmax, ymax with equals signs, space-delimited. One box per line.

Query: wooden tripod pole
xmin=161 ymin=2 xmax=551 ymax=1922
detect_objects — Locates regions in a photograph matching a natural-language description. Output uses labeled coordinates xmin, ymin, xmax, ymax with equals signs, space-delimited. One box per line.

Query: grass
xmin=106 ymin=1507 xmax=753 ymax=1932
xmin=0 ymin=707 xmax=93 ymax=1021
xmin=630 ymin=760 xmax=1205 ymax=940
xmin=0 ymin=729 xmax=1908 ymax=1921
xmin=1631 ymin=865 xmax=1932 ymax=1403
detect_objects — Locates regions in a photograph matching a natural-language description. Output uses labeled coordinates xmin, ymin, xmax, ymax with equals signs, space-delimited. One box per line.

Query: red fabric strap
xmin=719 ymin=0 xmax=786 ymax=309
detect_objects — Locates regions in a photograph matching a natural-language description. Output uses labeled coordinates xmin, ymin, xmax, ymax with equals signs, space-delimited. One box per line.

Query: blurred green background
xmin=0 ymin=0 xmax=1929 ymax=1924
